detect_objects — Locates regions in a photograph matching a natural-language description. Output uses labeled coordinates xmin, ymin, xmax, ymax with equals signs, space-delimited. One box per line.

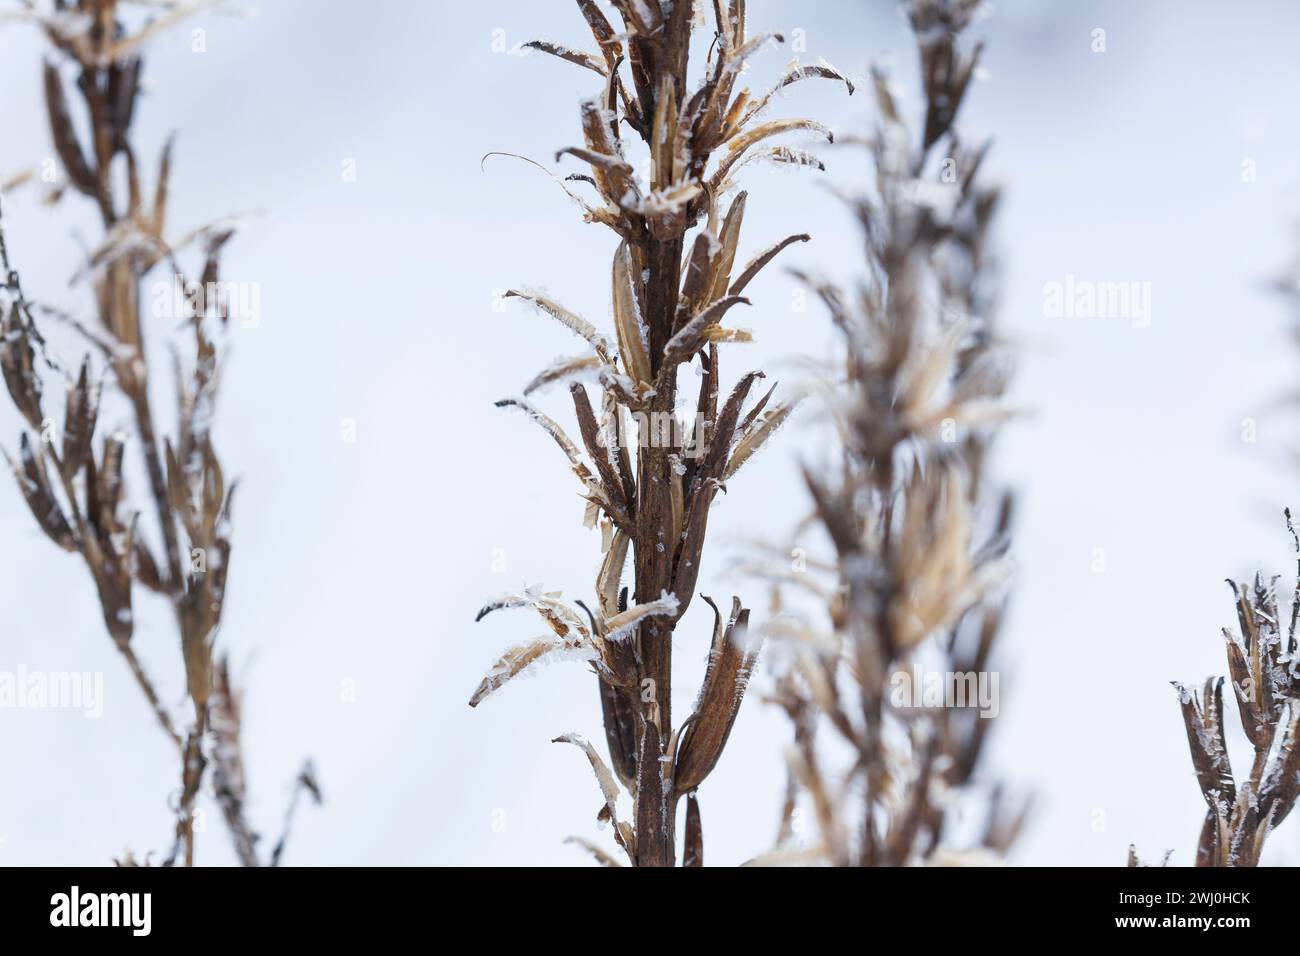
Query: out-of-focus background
xmin=1 ymin=0 xmax=1298 ymax=866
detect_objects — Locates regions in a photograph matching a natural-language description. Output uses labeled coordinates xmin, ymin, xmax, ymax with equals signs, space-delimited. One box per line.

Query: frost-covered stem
xmin=479 ymin=0 xmax=818 ymax=867
xmin=630 ymin=176 xmax=685 ymax=871
xmin=625 ymin=8 xmax=691 ymax=867
xmin=633 ymin=341 xmax=678 ymax=868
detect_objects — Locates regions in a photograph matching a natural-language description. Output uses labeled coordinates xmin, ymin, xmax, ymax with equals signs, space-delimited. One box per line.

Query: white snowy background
xmin=1 ymin=0 xmax=1299 ymax=866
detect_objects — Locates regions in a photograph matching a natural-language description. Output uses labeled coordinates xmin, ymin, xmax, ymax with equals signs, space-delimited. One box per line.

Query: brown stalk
xmin=473 ymin=0 xmax=850 ymax=865
xmin=751 ymin=0 xmax=1023 ymax=866
xmin=0 ymin=0 xmax=317 ymax=866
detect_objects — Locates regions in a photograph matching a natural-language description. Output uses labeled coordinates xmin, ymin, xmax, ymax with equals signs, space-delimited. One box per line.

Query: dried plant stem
xmin=0 ymin=0 xmax=318 ymax=867
xmin=119 ymin=642 xmax=183 ymax=748
xmin=473 ymin=0 xmax=851 ymax=866
xmin=754 ymin=0 xmax=1023 ymax=866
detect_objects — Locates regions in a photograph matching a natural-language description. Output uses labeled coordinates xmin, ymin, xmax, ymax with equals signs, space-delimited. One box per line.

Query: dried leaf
xmin=575 ymin=0 xmax=621 ymax=66
xmin=564 ymin=836 xmax=622 ymax=867
xmin=553 ymin=733 xmax=622 ymax=823
xmin=661 ymin=295 xmax=750 ymax=370
xmin=728 ymin=233 xmax=810 ymax=296
xmin=469 ymin=635 xmax=596 ymax=707
xmin=494 ymin=398 xmax=589 ymax=477
xmin=707 ymin=192 xmax=748 ymax=304
xmin=603 ymin=590 xmax=680 ymax=642
xmin=151 ymin=135 xmax=174 ymax=239
xmin=571 ymin=383 xmax=629 ymax=523
xmin=523 ymin=354 xmax=601 ymax=396
xmin=725 ymin=398 xmax=796 ymax=480
xmin=741 ymin=59 xmax=855 ymax=128
xmin=475 ymin=588 xmax=590 ymax=639
xmin=504 ymin=290 xmax=613 ymax=365
xmin=524 ymin=40 xmax=608 ymax=76
xmin=715 ymin=119 xmax=833 ymax=185
xmin=612 ymin=242 xmax=653 ymax=388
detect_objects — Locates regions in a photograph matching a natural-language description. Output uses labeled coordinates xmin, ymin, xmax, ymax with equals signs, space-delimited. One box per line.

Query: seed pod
xmin=106 ymin=57 xmax=142 ymax=148
xmin=9 ymin=433 xmax=75 ymax=551
xmin=42 ymin=61 xmax=98 ymax=197
xmin=674 ymin=597 xmax=761 ymax=793
xmin=95 ymin=434 xmax=126 ymax=531
xmin=1 ymin=304 xmax=44 ymax=431
xmin=93 ymin=530 xmax=135 ymax=646
xmin=60 ymin=358 xmax=99 ymax=482
xmin=133 ymin=538 xmax=167 ymax=594
xmin=682 ymin=792 xmax=703 ymax=867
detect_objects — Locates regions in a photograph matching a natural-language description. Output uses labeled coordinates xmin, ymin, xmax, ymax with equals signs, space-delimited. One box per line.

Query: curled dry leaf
xmin=524 ymin=39 xmax=608 ymax=76
xmin=564 ymin=836 xmax=622 ymax=867
xmin=469 ymin=634 xmax=598 ymax=708
xmin=504 ymin=289 xmax=613 ymax=365
xmin=602 ymin=590 xmax=680 ymax=642
xmin=552 ymin=733 xmax=634 ymax=862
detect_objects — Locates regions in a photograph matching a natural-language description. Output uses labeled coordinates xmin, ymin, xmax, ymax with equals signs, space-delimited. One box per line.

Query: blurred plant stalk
xmin=0 ymin=0 xmax=317 ymax=866
xmin=749 ymin=0 xmax=1024 ymax=866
